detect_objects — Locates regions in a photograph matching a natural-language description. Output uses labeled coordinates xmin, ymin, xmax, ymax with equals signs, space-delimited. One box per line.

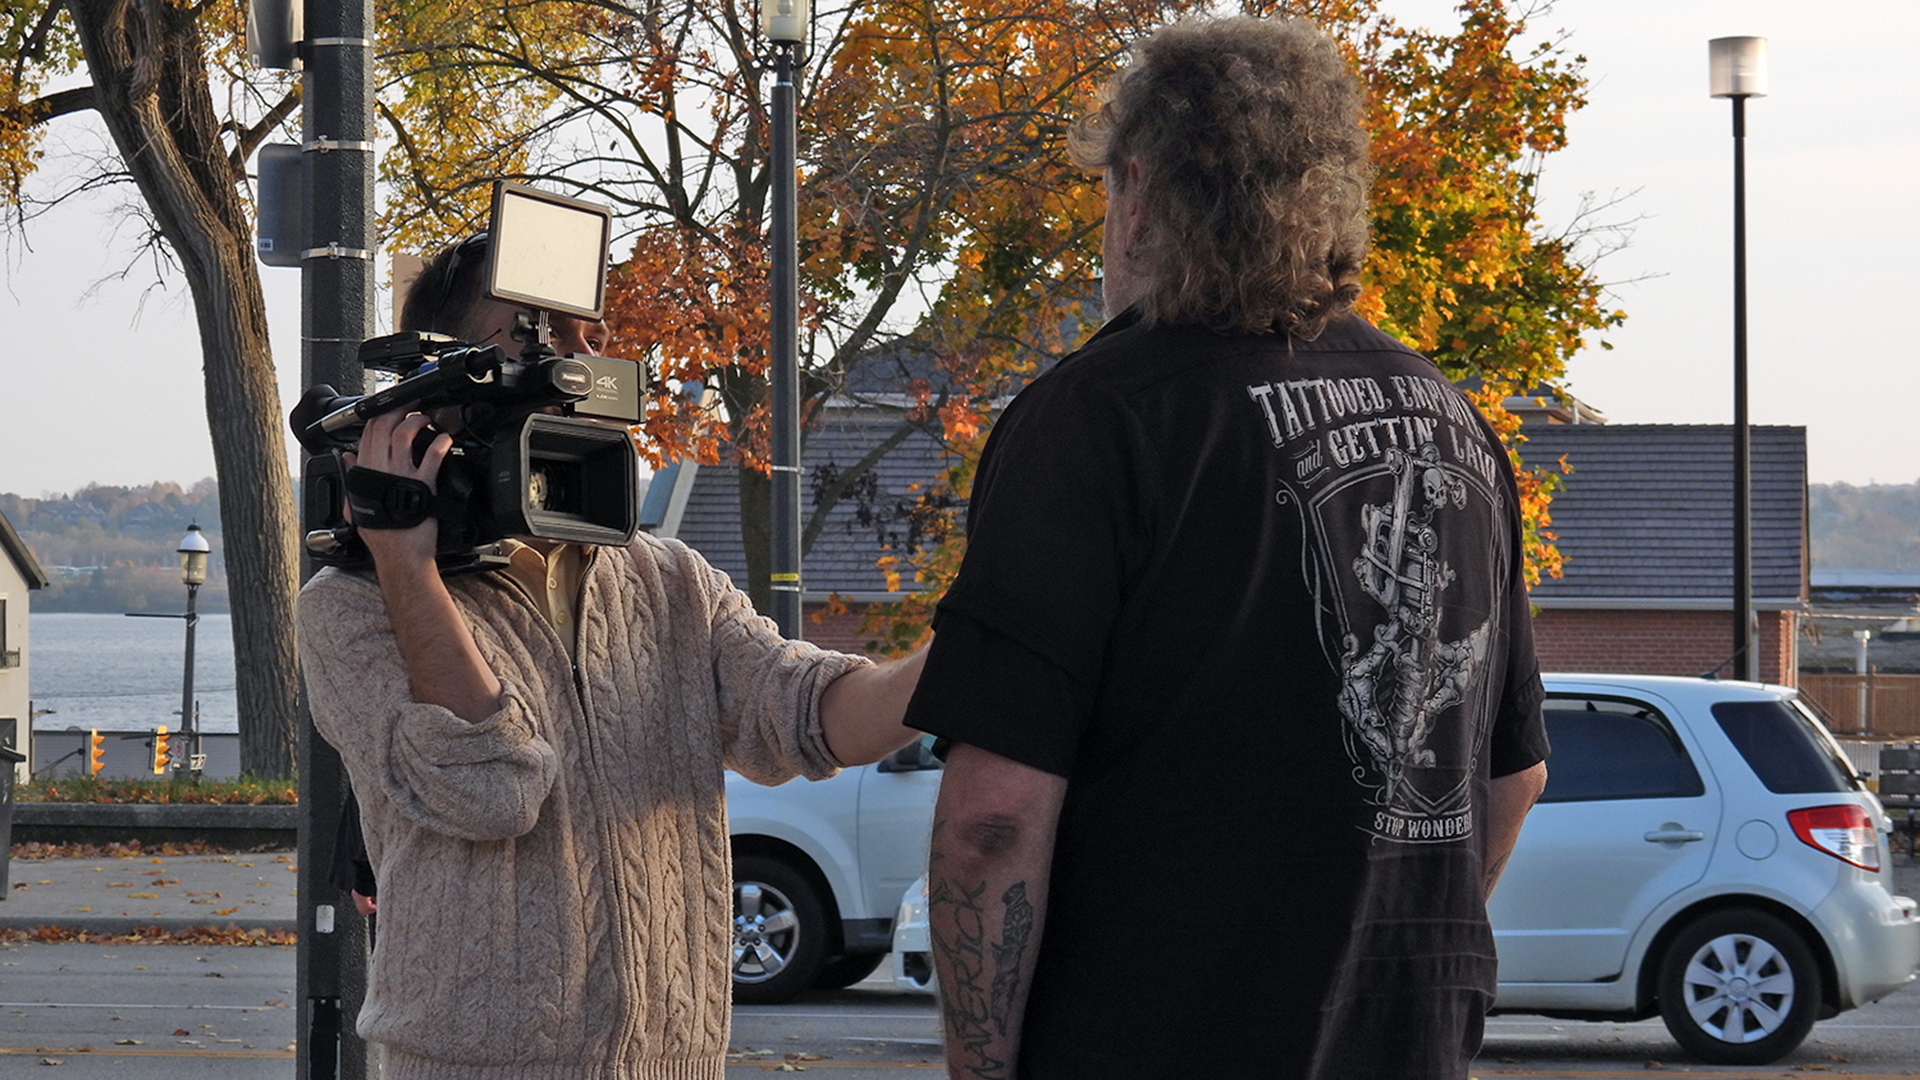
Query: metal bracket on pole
xmin=300 ymin=243 xmax=375 ymax=262
xmin=303 ymin=138 xmax=374 ymax=154
xmin=307 ymin=36 xmax=372 ymax=48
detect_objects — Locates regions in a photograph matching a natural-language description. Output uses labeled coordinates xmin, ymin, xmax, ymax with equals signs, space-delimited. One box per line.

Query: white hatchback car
xmin=892 ymin=674 xmax=1920 ymax=1065
xmin=727 ymin=737 xmax=943 ymax=1004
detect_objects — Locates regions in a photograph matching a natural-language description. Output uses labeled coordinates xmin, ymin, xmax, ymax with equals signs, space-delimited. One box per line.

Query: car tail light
xmin=1787 ymin=804 xmax=1881 ymax=871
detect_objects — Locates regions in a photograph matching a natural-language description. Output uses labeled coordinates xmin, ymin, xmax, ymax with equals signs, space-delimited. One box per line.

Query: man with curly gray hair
xmin=906 ymin=16 xmax=1549 ymax=1078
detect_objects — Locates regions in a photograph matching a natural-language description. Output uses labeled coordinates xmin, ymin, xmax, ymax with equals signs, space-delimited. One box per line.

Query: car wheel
xmin=1657 ymin=909 xmax=1821 ymax=1065
xmin=731 ymin=855 xmax=828 ymax=1005
xmin=812 ymin=952 xmax=886 ymax=990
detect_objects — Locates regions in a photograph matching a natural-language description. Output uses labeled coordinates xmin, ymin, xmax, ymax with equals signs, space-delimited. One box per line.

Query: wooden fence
xmin=1800 ymin=673 xmax=1920 ymax=737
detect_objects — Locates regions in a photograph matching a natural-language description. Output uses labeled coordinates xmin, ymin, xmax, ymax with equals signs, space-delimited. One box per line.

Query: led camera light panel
xmin=486 ymin=182 xmax=613 ymax=322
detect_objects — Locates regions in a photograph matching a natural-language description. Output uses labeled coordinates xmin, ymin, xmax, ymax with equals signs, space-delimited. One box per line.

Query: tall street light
xmin=763 ymin=0 xmax=808 ymax=638
xmin=1711 ymin=36 xmax=1766 ymax=683
xmin=175 ymin=523 xmax=210 ymax=773
xmin=124 ymin=522 xmax=213 ymax=774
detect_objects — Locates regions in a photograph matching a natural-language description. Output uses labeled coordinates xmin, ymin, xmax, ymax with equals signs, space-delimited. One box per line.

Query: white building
xmin=0 ymin=509 xmax=49 ymax=784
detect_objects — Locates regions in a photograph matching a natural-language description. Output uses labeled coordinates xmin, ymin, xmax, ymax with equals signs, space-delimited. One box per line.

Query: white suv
xmin=891 ymin=675 xmax=1920 ymax=1065
xmin=726 ymin=737 xmax=942 ymax=1003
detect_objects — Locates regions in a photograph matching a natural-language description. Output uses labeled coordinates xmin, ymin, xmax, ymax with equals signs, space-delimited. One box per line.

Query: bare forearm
xmin=1485 ymin=761 xmax=1547 ymax=899
xmin=819 ymin=644 xmax=929 ymax=765
xmin=928 ymin=745 xmax=1066 ymax=1079
xmin=352 ymin=409 xmax=503 ymax=724
xmin=375 ymin=555 xmax=503 ymax=723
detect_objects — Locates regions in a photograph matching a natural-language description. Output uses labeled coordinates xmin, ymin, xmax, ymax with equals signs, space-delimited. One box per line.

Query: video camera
xmin=291 ymin=182 xmax=644 ymax=575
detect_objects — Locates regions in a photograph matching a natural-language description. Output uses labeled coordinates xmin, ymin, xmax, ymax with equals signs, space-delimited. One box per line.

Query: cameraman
xmin=298 ymin=234 xmax=926 ymax=1080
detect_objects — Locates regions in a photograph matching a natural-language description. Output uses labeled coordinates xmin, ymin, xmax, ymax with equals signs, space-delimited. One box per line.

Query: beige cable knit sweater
xmin=298 ymin=533 xmax=869 ymax=1080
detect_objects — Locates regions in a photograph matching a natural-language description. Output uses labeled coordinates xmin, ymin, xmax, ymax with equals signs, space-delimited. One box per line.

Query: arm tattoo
xmin=989 ymin=882 xmax=1033 ymax=1035
xmin=931 ymin=873 xmax=1038 ymax=1077
xmin=931 ymin=875 xmax=1010 ymax=1079
xmin=1484 ymin=850 xmax=1513 ymax=899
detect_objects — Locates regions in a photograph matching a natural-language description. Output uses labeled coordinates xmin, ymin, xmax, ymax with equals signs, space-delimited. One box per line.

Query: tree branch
xmin=2 ymin=85 xmax=100 ymax=129
xmin=229 ymin=87 xmax=300 ymax=170
xmin=801 ymin=417 xmax=921 ymax=554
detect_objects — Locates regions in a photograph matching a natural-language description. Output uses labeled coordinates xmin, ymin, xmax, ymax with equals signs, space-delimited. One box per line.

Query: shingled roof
xmin=0 ymin=508 xmax=48 ymax=590
xmin=1518 ymin=424 xmax=1807 ymax=609
xmin=667 ymin=407 xmax=954 ymax=600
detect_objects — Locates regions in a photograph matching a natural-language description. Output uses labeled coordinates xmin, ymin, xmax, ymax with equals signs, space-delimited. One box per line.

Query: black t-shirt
xmin=904 ymin=311 xmax=1548 ymax=1080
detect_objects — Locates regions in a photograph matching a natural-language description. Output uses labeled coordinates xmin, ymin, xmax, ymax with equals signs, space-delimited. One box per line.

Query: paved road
xmin=1 ymin=944 xmax=1917 ymax=1078
xmin=730 ymin=973 xmax=1920 ymax=1079
xmin=0 ymin=942 xmax=295 ymax=1078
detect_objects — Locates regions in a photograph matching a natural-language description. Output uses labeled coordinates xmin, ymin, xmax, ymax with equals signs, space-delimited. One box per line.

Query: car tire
xmin=731 ymin=855 xmax=828 ymax=1005
xmin=812 ymin=952 xmax=886 ymax=990
xmin=1656 ymin=908 xmax=1821 ymax=1065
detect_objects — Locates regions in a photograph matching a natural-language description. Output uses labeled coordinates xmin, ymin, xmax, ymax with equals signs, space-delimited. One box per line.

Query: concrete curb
xmin=9 ymin=802 xmax=298 ymax=849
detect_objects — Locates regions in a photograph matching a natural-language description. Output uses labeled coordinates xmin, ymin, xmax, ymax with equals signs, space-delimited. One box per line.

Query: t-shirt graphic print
xmin=1251 ymin=370 xmax=1512 ymax=846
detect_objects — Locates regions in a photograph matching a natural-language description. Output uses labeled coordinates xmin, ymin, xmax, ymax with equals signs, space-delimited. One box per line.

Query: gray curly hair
xmin=1069 ymin=16 xmax=1374 ymax=338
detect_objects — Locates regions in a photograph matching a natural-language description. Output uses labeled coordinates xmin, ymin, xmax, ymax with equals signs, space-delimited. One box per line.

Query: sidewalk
xmin=2 ymin=848 xmax=298 ymax=935
xmin=2 ymin=846 xmax=1915 ymax=940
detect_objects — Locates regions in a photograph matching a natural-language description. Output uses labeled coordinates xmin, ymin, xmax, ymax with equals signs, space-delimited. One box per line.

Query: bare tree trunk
xmin=736 ymin=467 xmax=773 ymax=616
xmin=66 ymin=0 xmax=301 ymax=777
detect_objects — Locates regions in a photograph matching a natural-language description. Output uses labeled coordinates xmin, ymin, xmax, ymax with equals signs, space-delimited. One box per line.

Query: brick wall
xmin=1532 ymin=607 xmax=1798 ymax=686
xmin=798 ymin=602 xmax=909 ymax=657
xmin=810 ymin=600 xmax=1803 ymax=683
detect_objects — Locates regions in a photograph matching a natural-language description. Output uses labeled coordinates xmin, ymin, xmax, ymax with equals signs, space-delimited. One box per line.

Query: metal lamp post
xmin=762 ymin=0 xmax=809 ymax=637
xmin=176 ymin=524 xmax=210 ymax=772
xmin=1710 ymin=36 xmax=1767 ymax=682
xmin=124 ymin=522 xmax=212 ymax=773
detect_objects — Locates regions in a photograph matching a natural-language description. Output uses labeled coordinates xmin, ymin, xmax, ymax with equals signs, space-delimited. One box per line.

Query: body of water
xmin=28 ymin=612 xmax=239 ymax=734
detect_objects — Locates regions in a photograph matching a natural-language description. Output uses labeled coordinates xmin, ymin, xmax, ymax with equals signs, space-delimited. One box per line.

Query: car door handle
xmin=1644 ymin=827 xmax=1706 ymax=844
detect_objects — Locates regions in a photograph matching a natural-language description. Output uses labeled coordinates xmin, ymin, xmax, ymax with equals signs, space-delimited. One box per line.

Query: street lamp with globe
xmin=175 ymin=523 xmax=210 ymax=773
xmin=1710 ymin=36 xmax=1767 ymax=683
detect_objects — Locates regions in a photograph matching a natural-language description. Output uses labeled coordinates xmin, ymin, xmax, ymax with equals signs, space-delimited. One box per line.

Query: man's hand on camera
xmin=340 ymin=410 xmax=507 ymax=722
xmin=344 ymin=411 xmax=452 ymax=572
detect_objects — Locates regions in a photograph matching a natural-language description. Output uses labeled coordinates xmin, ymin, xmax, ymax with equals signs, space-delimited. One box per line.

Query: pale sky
xmin=1 ymin=0 xmax=1914 ymax=497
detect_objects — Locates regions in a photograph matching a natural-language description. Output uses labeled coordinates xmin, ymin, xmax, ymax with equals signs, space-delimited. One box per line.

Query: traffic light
xmin=89 ymin=730 xmax=105 ymax=775
xmin=152 ymin=726 xmax=171 ymax=775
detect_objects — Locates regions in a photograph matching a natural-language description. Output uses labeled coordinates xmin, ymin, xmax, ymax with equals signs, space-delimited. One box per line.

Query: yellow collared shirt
xmin=498 ymin=539 xmax=584 ymax=662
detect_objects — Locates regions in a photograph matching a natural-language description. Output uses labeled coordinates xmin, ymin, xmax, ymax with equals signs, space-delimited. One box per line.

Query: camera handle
xmin=512 ymin=310 xmax=554 ymax=361
xmin=307 ymin=347 xmax=505 ymax=443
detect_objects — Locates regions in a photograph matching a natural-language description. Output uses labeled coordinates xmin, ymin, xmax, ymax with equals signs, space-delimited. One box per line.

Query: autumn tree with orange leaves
xmin=373 ymin=0 xmax=1168 ymax=611
xmin=372 ymin=0 xmax=1617 ymax=633
xmin=1 ymin=0 xmax=1617 ymax=661
xmin=846 ymin=0 xmax=1622 ymax=650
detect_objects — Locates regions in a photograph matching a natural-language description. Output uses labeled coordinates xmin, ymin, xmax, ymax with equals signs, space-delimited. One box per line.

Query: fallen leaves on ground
xmin=9 ymin=840 xmax=279 ymax=861
xmin=0 ymin=924 xmax=296 ymax=946
xmin=17 ymin=778 xmax=297 ymax=806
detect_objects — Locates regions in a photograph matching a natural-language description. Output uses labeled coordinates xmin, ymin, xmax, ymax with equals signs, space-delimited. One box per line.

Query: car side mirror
xmin=876 ymin=738 xmax=940 ymax=773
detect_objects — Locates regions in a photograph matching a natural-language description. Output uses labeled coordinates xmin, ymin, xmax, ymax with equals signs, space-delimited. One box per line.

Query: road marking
xmin=1466 ymin=1060 xmax=1920 ymax=1068
xmin=1 ymin=1046 xmax=292 ymax=1059
xmin=0 ymin=1002 xmax=277 ymax=1012
xmin=727 ymin=1062 xmax=942 ymax=1071
xmin=735 ymin=1011 xmax=935 ymax=1021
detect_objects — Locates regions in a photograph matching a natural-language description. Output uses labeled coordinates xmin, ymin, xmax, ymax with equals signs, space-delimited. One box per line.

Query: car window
xmin=1539 ymin=697 xmax=1706 ymax=803
xmin=1711 ymin=698 xmax=1859 ymax=794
